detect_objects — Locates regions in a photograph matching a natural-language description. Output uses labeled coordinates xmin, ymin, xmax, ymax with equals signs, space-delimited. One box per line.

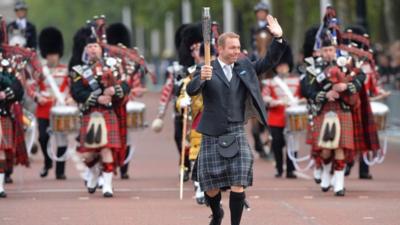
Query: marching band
xmin=0 ymin=1 xmax=394 ymax=225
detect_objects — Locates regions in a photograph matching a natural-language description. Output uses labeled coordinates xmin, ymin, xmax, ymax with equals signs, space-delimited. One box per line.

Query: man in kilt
xmin=70 ymin=26 xmax=130 ymax=198
xmin=303 ymin=6 xmax=379 ymax=196
xmin=0 ymin=46 xmax=28 ymax=198
xmin=187 ymin=15 xmax=286 ymax=225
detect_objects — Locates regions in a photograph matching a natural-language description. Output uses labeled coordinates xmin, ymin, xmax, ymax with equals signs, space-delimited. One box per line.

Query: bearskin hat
xmin=39 ymin=27 xmax=64 ymax=58
xmin=174 ymin=24 xmax=188 ymax=51
xmin=303 ymin=26 xmax=319 ymax=58
xmin=177 ymin=23 xmax=203 ymax=67
xmin=68 ymin=26 xmax=92 ymax=71
xmin=275 ymin=45 xmax=294 ymax=72
xmin=106 ymin=23 xmax=131 ymax=48
xmin=343 ymin=25 xmax=369 ymax=50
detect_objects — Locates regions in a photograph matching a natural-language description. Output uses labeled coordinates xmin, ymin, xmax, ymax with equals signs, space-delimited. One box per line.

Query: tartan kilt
xmin=0 ymin=116 xmax=14 ymax=151
xmin=306 ymin=122 xmax=313 ymax=145
xmin=195 ymin=122 xmax=254 ymax=192
xmin=311 ymin=102 xmax=354 ymax=152
xmin=78 ymin=107 xmax=121 ymax=153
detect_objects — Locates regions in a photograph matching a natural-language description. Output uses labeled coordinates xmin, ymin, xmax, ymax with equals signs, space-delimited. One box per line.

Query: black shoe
xmin=321 ymin=186 xmax=331 ymax=192
xmin=344 ymin=164 xmax=353 ymax=177
xmin=0 ymin=191 xmax=7 ymax=198
xmin=121 ymin=173 xmax=130 ymax=180
xmin=209 ymin=208 xmax=224 ymax=225
xmin=183 ymin=170 xmax=190 ymax=182
xmin=103 ymin=192 xmax=113 ymax=198
xmin=4 ymin=176 xmax=13 ymax=184
xmin=87 ymin=187 xmax=97 ymax=194
xmin=56 ymin=174 xmax=67 ymax=180
xmin=40 ymin=167 xmax=51 ymax=178
xmin=334 ymin=189 xmax=345 ymax=196
xmin=275 ymin=171 xmax=283 ymax=178
xmin=286 ymin=172 xmax=297 ymax=179
xmin=314 ymin=178 xmax=321 ymax=184
xmin=359 ymin=173 xmax=373 ymax=180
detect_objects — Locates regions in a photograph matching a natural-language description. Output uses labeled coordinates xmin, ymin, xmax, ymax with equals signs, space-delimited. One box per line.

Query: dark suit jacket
xmin=7 ymin=20 xmax=37 ymax=49
xmin=187 ymin=39 xmax=287 ymax=136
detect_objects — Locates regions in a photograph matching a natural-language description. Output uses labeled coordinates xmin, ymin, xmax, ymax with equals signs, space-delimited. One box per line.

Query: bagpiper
xmin=0 ymin=16 xmax=29 ymax=197
xmin=302 ymin=6 xmax=379 ymax=196
xmin=69 ymin=16 xmax=131 ymax=197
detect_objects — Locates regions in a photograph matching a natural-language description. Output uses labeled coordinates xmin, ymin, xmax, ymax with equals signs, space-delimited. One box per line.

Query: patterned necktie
xmin=223 ymin=64 xmax=232 ymax=82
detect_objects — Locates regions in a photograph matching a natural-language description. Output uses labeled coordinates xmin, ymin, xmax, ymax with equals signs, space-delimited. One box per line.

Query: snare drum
xmin=286 ymin=105 xmax=308 ymax=132
xmin=370 ymin=102 xmax=389 ymax=131
xmin=126 ymin=101 xmax=146 ymax=129
xmin=50 ymin=106 xmax=80 ymax=132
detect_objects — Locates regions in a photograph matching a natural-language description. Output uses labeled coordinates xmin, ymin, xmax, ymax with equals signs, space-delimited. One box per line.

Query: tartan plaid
xmin=352 ymin=88 xmax=380 ymax=152
xmin=195 ymin=122 xmax=254 ymax=192
xmin=0 ymin=116 xmax=14 ymax=150
xmin=12 ymin=103 xmax=29 ymax=166
xmin=306 ymin=122 xmax=313 ymax=145
xmin=311 ymin=101 xmax=354 ymax=151
xmin=114 ymin=99 xmax=128 ymax=166
xmin=0 ymin=104 xmax=29 ymax=167
xmin=78 ymin=107 xmax=121 ymax=153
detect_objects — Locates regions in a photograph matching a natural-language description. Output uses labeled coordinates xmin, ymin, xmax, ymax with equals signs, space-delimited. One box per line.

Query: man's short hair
xmin=218 ymin=32 xmax=240 ymax=47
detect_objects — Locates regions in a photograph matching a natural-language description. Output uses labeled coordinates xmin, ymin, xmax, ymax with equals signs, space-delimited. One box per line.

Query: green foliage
xmin=23 ymin=0 xmax=395 ymax=59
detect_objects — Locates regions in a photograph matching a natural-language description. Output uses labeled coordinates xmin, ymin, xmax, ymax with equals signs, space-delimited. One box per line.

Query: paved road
xmin=1 ymin=93 xmax=399 ymax=225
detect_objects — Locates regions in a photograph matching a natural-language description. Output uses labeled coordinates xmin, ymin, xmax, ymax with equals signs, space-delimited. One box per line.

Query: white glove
xmin=151 ymin=118 xmax=164 ymax=133
xmin=179 ymin=96 xmax=191 ymax=108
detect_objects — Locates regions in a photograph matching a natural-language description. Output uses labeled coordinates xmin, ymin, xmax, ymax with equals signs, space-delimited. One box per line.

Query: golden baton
xmin=202 ymin=7 xmax=211 ymax=68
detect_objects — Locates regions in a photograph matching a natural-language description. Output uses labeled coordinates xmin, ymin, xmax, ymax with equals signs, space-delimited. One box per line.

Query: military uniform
xmin=0 ymin=49 xmax=28 ymax=198
xmin=70 ymin=21 xmax=130 ymax=197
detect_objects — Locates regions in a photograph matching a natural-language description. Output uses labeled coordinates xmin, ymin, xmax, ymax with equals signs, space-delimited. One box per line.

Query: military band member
xmin=262 ymin=45 xmax=300 ymax=179
xmin=0 ymin=47 xmax=28 ymax=198
xmin=106 ymin=22 xmax=134 ymax=179
xmin=302 ymin=6 xmax=379 ymax=196
xmin=70 ymin=26 xmax=130 ymax=197
xmin=32 ymin=27 xmax=71 ymax=179
xmin=341 ymin=25 xmax=390 ymax=180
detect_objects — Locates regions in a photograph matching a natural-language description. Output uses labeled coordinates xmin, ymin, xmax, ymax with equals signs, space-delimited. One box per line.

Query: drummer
xmin=262 ymin=45 xmax=302 ymax=178
xmin=31 ymin=27 xmax=73 ymax=179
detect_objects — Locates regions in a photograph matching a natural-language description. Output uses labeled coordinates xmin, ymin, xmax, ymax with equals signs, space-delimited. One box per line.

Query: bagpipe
xmin=89 ymin=15 xmax=156 ymax=87
xmin=0 ymin=16 xmax=41 ymax=161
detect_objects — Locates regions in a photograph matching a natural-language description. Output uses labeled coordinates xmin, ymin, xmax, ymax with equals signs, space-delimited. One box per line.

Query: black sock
xmin=206 ymin=192 xmax=222 ymax=218
xmin=230 ymin=191 xmax=245 ymax=225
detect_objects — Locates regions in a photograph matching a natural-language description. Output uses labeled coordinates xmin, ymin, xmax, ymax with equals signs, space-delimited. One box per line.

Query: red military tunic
xmin=262 ymin=75 xmax=301 ymax=128
xmin=29 ymin=64 xmax=70 ymax=119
